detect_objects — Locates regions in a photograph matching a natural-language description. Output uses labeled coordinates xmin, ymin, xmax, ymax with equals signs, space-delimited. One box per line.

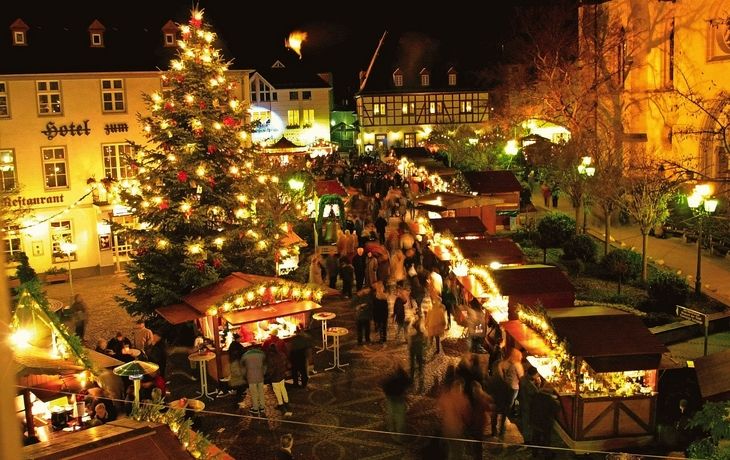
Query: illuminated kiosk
xmin=501 ymin=305 xmax=671 ymax=452
xmin=156 ymin=272 xmax=337 ymax=381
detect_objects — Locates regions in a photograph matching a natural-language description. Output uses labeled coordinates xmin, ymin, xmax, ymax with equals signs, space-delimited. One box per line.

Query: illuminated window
xmin=302 ymin=91 xmax=311 ymax=100
xmin=460 ymin=101 xmax=472 ymax=113
xmin=302 ymin=109 xmax=314 ymax=128
xmin=402 ymin=103 xmax=409 ymax=114
xmin=42 ymin=147 xmax=68 ymax=189
xmin=164 ymin=33 xmax=175 ymax=46
xmin=448 ymin=73 xmax=457 ymax=86
xmin=101 ymin=79 xmax=125 ymax=112
xmin=287 ymin=110 xmax=300 ymax=128
xmin=13 ymin=31 xmax=25 ymax=45
xmin=429 ymin=102 xmax=442 ymax=114
xmin=289 ymin=91 xmax=299 ymax=100
xmin=0 ymin=149 xmax=17 ymax=191
xmin=91 ymin=33 xmax=103 ymax=47
xmin=373 ymin=103 xmax=386 ymax=116
xmin=103 ymin=143 xmax=134 ymax=180
xmin=51 ymin=220 xmax=76 ymax=263
xmin=0 ymin=82 xmax=8 ymax=117
xmin=37 ymin=80 xmax=62 ymax=115
xmin=421 ymin=74 xmax=430 ymax=86
xmin=3 ymin=226 xmax=22 ymax=263
xmin=394 ymin=74 xmax=403 ymax=87
xmin=404 ymin=133 xmax=416 ymax=148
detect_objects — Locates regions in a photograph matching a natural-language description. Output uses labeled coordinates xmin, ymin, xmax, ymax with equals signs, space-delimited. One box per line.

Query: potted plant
xmin=45 ymin=266 xmax=69 ymax=283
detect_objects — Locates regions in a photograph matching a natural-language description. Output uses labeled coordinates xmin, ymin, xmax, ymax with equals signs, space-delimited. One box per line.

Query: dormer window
xmin=420 ymin=68 xmax=430 ymax=87
xmin=10 ymin=19 xmax=29 ymax=46
xmin=393 ymin=69 xmax=403 ymax=87
xmin=162 ymin=20 xmax=178 ymax=47
xmin=448 ymin=67 xmax=457 ymax=86
xmin=88 ymin=20 xmax=105 ymax=47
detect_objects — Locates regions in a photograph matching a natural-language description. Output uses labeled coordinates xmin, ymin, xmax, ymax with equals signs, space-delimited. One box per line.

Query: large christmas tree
xmin=117 ymin=10 xmax=306 ymax=319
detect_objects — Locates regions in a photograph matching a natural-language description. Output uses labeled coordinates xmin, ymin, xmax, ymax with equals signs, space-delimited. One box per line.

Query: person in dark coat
xmin=289 ymin=326 xmax=312 ymax=388
xmin=353 ymin=287 xmax=373 ymax=345
xmin=371 ymin=282 xmax=389 ymax=343
xmin=352 ymin=247 xmax=367 ymax=291
xmin=530 ymin=385 xmax=559 ymax=458
xmin=518 ymin=366 xmax=541 ymax=444
xmin=409 ymin=322 xmax=426 ymax=391
xmin=485 ymin=368 xmax=513 ymax=438
xmin=145 ymin=332 xmax=168 ymax=379
xmin=339 ymin=256 xmax=355 ymax=298
xmin=375 ymin=213 xmax=388 ymax=245
xmin=325 ymin=253 xmax=340 ymax=289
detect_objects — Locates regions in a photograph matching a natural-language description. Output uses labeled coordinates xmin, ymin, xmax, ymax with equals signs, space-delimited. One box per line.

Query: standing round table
xmin=188 ymin=352 xmax=217 ymax=400
xmin=313 ymin=312 xmax=336 ymax=354
xmin=323 ymin=327 xmax=349 ymax=372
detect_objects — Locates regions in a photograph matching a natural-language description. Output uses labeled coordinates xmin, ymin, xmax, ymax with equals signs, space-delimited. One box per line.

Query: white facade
xmin=1 ymin=70 xmax=249 ymax=276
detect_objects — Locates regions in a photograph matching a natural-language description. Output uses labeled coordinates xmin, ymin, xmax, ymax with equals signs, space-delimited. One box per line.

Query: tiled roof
xmin=254 ymin=59 xmax=331 ymax=90
xmin=456 ymin=238 xmax=527 ymax=266
xmin=462 ymin=170 xmax=522 ymax=194
xmin=491 ymin=264 xmax=576 ymax=295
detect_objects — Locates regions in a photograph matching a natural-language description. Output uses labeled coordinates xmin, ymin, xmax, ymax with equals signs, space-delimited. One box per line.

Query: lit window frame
xmin=302 ymin=91 xmax=312 ymax=100
xmin=373 ymin=103 xmax=386 ymax=116
xmin=36 ymin=80 xmax=62 ymax=115
xmin=0 ymin=149 xmax=17 ymax=191
xmin=0 ymin=82 xmax=9 ymax=118
xmin=3 ymin=225 xmax=23 ymax=263
xmin=42 ymin=146 xmax=69 ymax=190
xmin=50 ymin=220 xmax=76 ymax=263
xmin=101 ymin=79 xmax=125 ymax=113
xmin=102 ymin=143 xmax=134 ymax=180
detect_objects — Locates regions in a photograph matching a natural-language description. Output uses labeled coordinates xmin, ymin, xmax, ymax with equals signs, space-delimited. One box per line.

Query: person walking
xmin=309 ymin=254 xmax=326 ymax=285
xmin=467 ymin=381 xmax=493 ymax=460
xmin=500 ymin=348 xmax=524 ymax=411
xmin=353 ymin=287 xmax=373 ymax=345
xmin=390 ymin=249 xmax=407 ymax=287
xmin=352 ymin=247 xmax=367 ymax=291
xmin=325 ymin=253 xmax=340 ymax=289
xmin=541 ymin=183 xmax=551 ymax=207
xmin=382 ymin=364 xmax=411 ymax=443
xmin=375 ymin=212 xmax=388 ymax=245
xmin=70 ymin=293 xmax=88 ymax=342
xmin=551 ymin=183 xmax=560 ymax=208
xmin=228 ymin=342 xmax=248 ymax=408
xmin=485 ymin=365 xmax=512 ymax=438
xmin=408 ymin=321 xmax=426 ymax=392
xmin=530 ymin=385 xmax=559 ymax=459
xmin=241 ymin=343 xmax=267 ymax=416
xmin=145 ymin=332 xmax=168 ymax=380
xmin=266 ymin=343 xmax=292 ymax=415
xmin=275 ymin=433 xmax=294 ymax=460
xmin=339 ymin=256 xmax=355 ymax=298
xmin=289 ymin=325 xmax=312 ymax=388
xmin=436 ymin=376 xmax=471 ymax=460
xmin=518 ymin=366 xmax=541 ymax=444
xmin=134 ymin=320 xmax=154 ymax=351
xmin=365 ymin=250 xmax=378 ymax=287
xmin=372 ymin=281 xmax=389 ymax=343
xmin=425 ymin=295 xmax=447 ymax=354
xmin=393 ymin=287 xmax=408 ymax=342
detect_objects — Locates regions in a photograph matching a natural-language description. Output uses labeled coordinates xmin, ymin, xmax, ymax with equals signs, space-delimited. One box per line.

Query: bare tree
xmin=620 ymin=156 xmax=682 ymax=281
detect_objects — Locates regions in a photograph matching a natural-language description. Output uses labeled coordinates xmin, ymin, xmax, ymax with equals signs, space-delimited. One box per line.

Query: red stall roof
xmin=456 ymin=238 xmax=527 ymax=266
xmin=491 ymin=265 xmax=576 ymax=295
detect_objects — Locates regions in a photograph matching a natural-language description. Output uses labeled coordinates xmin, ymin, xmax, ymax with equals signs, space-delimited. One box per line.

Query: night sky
xmin=4 ymin=0 xmax=567 ymax=102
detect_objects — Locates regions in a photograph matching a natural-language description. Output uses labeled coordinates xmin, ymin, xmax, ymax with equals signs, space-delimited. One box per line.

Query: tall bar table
xmin=324 ymin=327 xmax=349 ymax=372
xmin=188 ymin=352 xmax=217 ymax=400
xmin=313 ymin=312 xmax=336 ymax=353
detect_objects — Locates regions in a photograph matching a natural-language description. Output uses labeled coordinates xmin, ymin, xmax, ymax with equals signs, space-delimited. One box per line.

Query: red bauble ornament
xmin=137 ymin=248 xmax=148 ymax=256
xmin=195 ymin=260 xmax=206 ymax=272
xmin=207 ymin=145 xmax=217 ymax=154
xmin=164 ymin=102 xmax=174 ymax=111
xmin=177 ymin=171 xmax=188 ymax=182
xmin=193 ymin=129 xmax=203 ymax=137
xmin=222 ymin=116 xmax=235 ymax=127
xmin=209 ymin=177 xmax=215 ymax=188
xmin=213 ymin=258 xmax=221 ymax=269
xmin=159 ymin=200 xmax=169 ymax=210
xmin=200 ymin=101 xmax=206 ymax=110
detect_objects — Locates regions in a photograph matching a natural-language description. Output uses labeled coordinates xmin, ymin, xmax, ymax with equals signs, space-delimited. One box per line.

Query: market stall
xmin=502 ymin=305 xmax=670 ymax=451
xmin=156 ymin=272 xmax=334 ymax=382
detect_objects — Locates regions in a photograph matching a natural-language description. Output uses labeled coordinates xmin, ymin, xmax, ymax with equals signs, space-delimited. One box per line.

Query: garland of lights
xmin=516 ymin=302 xmax=574 ymax=376
xmin=13 ymin=190 xmax=93 ymax=231
xmin=210 ymin=280 xmax=324 ymax=316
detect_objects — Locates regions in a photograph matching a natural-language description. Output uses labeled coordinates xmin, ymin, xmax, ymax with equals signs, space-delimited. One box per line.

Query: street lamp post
xmin=577 ymin=156 xmax=595 ymax=234
xmin=60 ymin=242 xmax=77 ymax=306
xmin=505 ymin=139 xmax=519 ymax=169
xmin=687 ymin=185 xmax=718 ymax=295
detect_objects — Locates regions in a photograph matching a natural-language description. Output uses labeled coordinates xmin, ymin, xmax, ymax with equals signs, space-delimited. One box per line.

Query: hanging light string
xmin=12 ymin=189 xmax=94 ymax=232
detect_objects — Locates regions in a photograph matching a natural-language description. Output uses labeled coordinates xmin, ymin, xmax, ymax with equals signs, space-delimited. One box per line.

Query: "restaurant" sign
xmin=2 ymin=194 xmax=65 ymax=207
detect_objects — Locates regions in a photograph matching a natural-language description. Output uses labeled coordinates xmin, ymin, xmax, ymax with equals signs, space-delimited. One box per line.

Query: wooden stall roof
xmin=430 ymin=216 xmax=489 ymax=238
xmin=491 ymin=265 xmax=576 ymax=295
xmin=550 ymin=310 xmax=669 ymax=373
xmin=456 ymin=237 xmax=527 ymax=266
xmin=156 ymin=303 xmax=204 ymax=325
xmin=413 ymin=192 xmax=503 ymax=211
xmin=694 ymin=349 xmax=730 ymax=400
xmin=221 ymin=300 xmax=321 ymax=326
xmin=21 ymin=419 xmax=224 ymax=460
xmin=315 ymin=179 xmax=348 ymax=197
xmin=462 ymin=170 xmax=522 ymax=194
xmin=181 ymin=272 xmax=275 ymax=315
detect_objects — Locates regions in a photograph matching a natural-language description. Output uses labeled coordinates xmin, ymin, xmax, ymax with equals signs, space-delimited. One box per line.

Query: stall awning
xmin=156 ymin=303 xmax=204 ymax=325
xmin=456 ymin=238 xmax=527 ymax=266
xmin=430 ymin=217 xmax=488 ymax=238
xmin=501 ymin=320 xmax=553 ymax=357
xmin=491 ymin=265 xmax=576 ymax=295
xmin=221 ymin=300 xmax=321 ymax=326
xmin=695 ymin=349 xmax=730 ymax=400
